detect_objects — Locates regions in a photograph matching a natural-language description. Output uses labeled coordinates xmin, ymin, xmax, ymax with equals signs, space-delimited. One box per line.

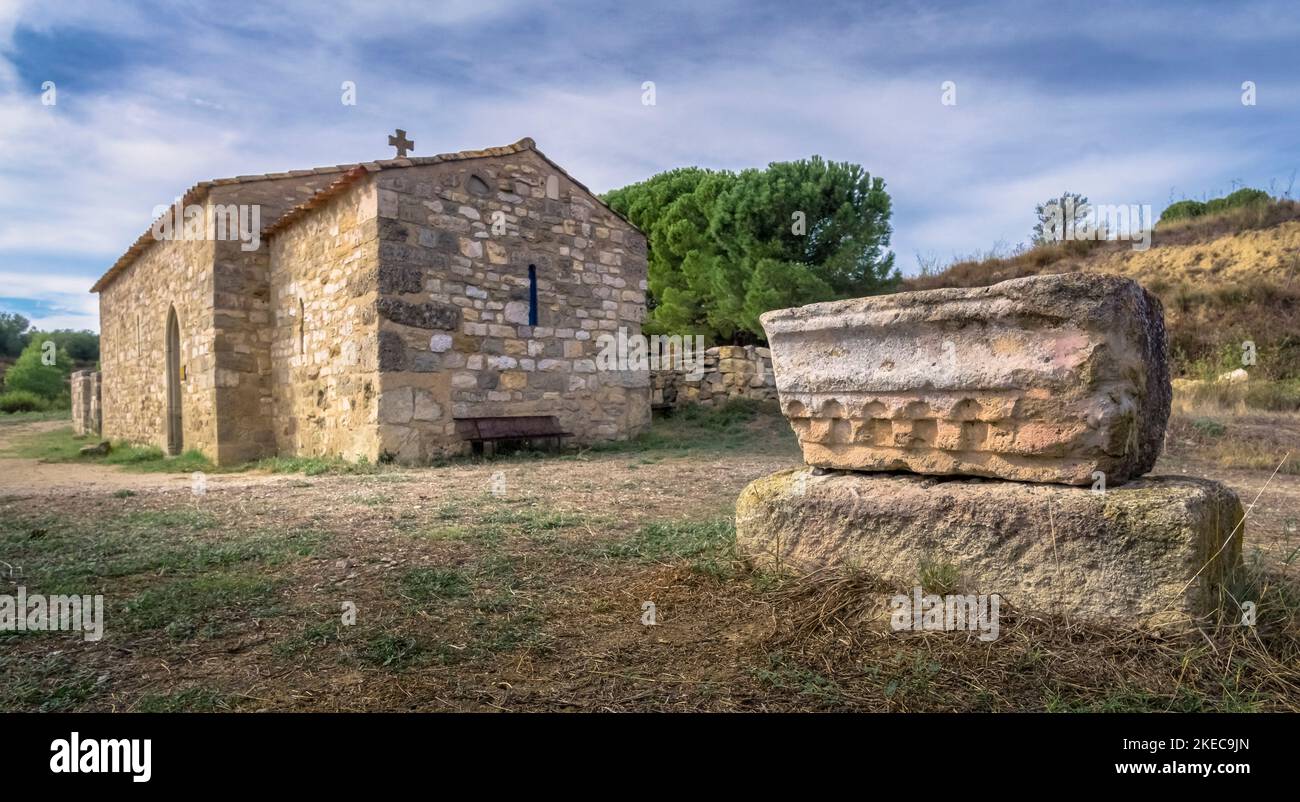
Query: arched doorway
xmin=165 ymin=306 xmax=183 ymax=455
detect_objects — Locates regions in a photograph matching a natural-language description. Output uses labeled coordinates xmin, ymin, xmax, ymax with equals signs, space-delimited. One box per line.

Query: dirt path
xmin=0 ymin=421 xmax=290 ymax=497
xmin=2 ymin=415 xmax=1295 ymax=568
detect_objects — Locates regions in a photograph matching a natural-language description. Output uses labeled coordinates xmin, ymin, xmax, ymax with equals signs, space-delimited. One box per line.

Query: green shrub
xmin=0 ymin=390 xmax=48 ymax=413
xmin=1162 ymin=189 xmax=1272 ymax=224
xmin=1159 ymin=199 xmax=1206 ymax=223
xmin=1206 ymin=188 xmax=1271 ymax=215
xmin=3 ymin=338 xmax=71 ymax=399
xmin=1191 ymin=417 xmax=1227 ymax=437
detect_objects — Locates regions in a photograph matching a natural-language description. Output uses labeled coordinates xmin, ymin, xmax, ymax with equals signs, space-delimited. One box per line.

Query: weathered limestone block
xmin=377 ymin=263 xmax=425 ymax=295
xmin=71 ymin=370 xmax=102 ymax=437
xmin=376 ymin=297 xmax=460 ymax=330
xmin=88 ymin=372 xmax=102 ymax=436
xmin=760 ymin=273 xmax=1171 ymax=485
xmin=736 ymin=468 xmax=1244 ymax=628
xmin=71 ymin=371 xmax=90 ymax=435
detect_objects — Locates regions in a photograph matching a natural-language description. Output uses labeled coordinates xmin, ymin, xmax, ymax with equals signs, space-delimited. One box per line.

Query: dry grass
xmin=1151 ymin=198 xmax=1300 ymax=246
xmin=1165 ymin=403 xmax=1300 ymax=476
xmin=754 ymin=565 xmax=1300 ymax=712
xmin=1 ymin=404 xmax=1297 ymax=712
xmin=904 ymin=201 xmax=1300 ymax=382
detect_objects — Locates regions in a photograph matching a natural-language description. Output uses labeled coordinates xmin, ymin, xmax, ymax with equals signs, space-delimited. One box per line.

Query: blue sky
xmin=2 ymin=0 xmax=1298 ymax=332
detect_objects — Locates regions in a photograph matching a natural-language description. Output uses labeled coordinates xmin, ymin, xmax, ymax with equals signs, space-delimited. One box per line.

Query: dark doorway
xmin=165 ymin=306 xmax=183 ymax=456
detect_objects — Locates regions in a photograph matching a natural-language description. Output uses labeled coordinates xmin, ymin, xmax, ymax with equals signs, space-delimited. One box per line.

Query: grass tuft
xmin=603 ymin=518 xmax=737 ymax=578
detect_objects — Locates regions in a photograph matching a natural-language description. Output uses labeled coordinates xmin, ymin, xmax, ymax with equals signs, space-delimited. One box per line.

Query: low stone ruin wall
xmin=71 ymin=370 xmax=102 ymax=437
xmin=652 ymin=345 xmax=777 ymax=409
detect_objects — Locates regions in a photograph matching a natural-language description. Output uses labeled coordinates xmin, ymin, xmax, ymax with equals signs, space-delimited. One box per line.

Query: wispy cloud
xmin=1 ymin=0 xmax=1298 ymax=332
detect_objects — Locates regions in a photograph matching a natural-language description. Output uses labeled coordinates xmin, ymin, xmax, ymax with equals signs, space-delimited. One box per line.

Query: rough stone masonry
xmin=738 ymin=273 xmax=1244 ymax=628
xmin=91 ymin=137 xmax=650 ymax=465
xmin=737 ymin=469 xmax=1243 ymax=628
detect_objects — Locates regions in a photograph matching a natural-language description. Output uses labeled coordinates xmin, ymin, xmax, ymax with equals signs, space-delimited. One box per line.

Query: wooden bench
xmin=454 ymin=415 xmax=573 ymax=455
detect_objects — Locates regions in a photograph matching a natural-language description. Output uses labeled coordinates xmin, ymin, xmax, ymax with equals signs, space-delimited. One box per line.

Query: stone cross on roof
xmin=388 ymin=128 xmax=414 ymax=158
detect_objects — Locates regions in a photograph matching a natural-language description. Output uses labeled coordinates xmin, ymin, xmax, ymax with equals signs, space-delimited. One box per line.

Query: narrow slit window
xmin=298 ymin=299 xmax=305 ymax=356
xmin=527 ymin=264 xmax=538 ymax=326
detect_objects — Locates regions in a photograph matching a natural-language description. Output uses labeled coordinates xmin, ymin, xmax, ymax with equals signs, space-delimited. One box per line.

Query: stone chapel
xmin=91 ymin=137 xmax=650 ymax=464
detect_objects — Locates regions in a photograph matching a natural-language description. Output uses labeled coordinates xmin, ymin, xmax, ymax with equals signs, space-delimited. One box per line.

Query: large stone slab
xmin=760 ymin=273 xmax=1171 ymax=485
xmin=735 ymin=468 xmax=1243 ymax=628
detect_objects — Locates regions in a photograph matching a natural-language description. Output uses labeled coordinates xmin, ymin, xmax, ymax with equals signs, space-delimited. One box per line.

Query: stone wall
xmin=653 ymin=345 xmax=776 ymax=408
xmin=98 ymin=176 xmax=338 ymax=464
xmin=269 ymin=178 xmax=382 ymax=461
xmin=98 ymin=228 xmax=218 ymax=455
xmin=208 ymin=176 xmax=345 ymax=464
xmin=371 ymin=150 xmax=651 ymax=461
xmin=98 ymin=145 xmax=649 ymax=465
xmin=71 ymin=370 xmax=101 ymax=437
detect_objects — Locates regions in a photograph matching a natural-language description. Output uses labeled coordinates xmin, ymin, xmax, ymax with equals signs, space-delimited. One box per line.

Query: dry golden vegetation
xmin=906 ymin=200 xmax=1300 ymax=389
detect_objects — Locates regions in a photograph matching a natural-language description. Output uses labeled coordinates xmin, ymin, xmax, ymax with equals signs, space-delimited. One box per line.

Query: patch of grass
xmin=274 ymin=619 xmax=344 ymax=657
xmin=473 ymin=603 xmax=549 ymax=655
xmin=413 ymin=524 xmax=473 ymax=542
xmin=588 ymin=399 xmax=792 ymax=456
xmin=1153 ymin=196 xmax=1299 ymax=241
xmin=121 ymin=572 xmax=283 ymax=637
xmin=1043 ymin=685 xmax=1222 ymax=713
xmin=399 ymin=567 xmax=471 ymax=602
xmin=0 ymin=508 xmax=329 ymax=596
xmin=408 ymin=501 xmax=588 ymax=546
xmin=602 ymin=518 xmax=737 ymax=578
xmin=1191 ymin=417 xmax=1227 ymax=437
xmin=751 ymin=655 xmax=846 ymax=707
xmin=134 ymin=687 xmax=233 ymax=712
xmin=882 ymin=653 xmax=944 ymax=700
xmin=518 ymin=509 xmax=585 ymax=535
xmin=360 ymin=632 xmax=424 ymax=669
xmin=918 ymin=556 xmax=961 ymax=595
xmin=1166 ymin=410 xmax=1300 ymax=474
xmin=251 ymin=455 xmax=379 ymax=476
xmin=0 ymin=653 xmax=103 ymax=712
xmin=1178 ymin=378 xmax=1300 ymax=413
xmin=0 ymin=408 xmax=69 ymax=425
xmin=2 ymin=425 xmax=88 ymax=459
xmin=105 ymin=445 xmax=214 ymax=473
xmin=0 ymin=426 xmax=217 ymax=472
xmin=474 ymin=553 xmax=521 ymax=580
xmin=433 ymin=504 xmax=463 ymax=521
xmin=482 ymin=506 xmax=585 ymax=535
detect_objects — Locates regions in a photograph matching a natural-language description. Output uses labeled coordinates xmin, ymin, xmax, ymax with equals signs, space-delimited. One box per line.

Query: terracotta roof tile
xmin=91 ymin=137 xmax=637 ymax=293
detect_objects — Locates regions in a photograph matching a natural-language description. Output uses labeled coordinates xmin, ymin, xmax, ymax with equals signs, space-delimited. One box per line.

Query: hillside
xmin=904 ymin=202 xmax=1300 ymax=396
